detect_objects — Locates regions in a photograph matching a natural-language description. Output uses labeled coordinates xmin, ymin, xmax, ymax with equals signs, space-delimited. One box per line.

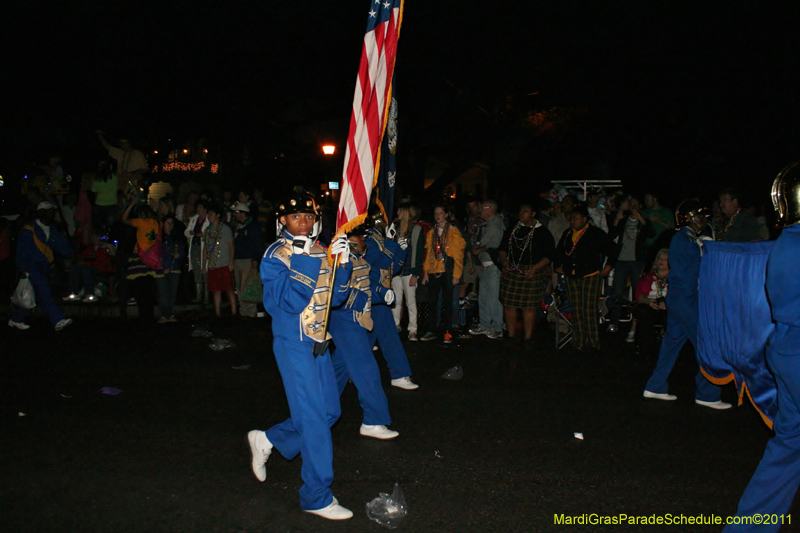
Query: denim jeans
xmin=478 ymin=264 xmax=502 ymax=331
xmin=156 ymin=273 xmax=181 ymax=318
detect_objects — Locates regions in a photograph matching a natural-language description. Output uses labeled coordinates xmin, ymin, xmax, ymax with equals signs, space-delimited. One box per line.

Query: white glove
xmin=292 ymin=237 xmax=313 ymax=255
xmin=386 ymin=222 xmax=397 ymax=240
xmin=397 ymin=237 xmax=408 ymax=250
xmin=384 ymin=289 xmax=396 ymax=305
xmin=330 ymin=235 xmax=350 ymax=264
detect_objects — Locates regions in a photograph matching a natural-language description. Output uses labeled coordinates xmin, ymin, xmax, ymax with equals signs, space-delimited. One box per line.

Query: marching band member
xmin=247 ymin=193 xmax=354 ymax=520
xmin=330 ymin=226 xmax=399 ymax=440
xmin=365 ymin=210 xmax=419 ymax=390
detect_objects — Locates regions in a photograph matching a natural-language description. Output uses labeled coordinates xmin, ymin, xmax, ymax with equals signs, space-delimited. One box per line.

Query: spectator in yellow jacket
xmin=420 ymin=204 xmax=466 ymax=343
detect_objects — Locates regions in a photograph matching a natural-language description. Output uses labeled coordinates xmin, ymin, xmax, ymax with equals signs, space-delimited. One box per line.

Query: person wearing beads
xmin=330 ymin=226 xmax=399 ymax=440
xmin=632 ymin=247 xmax=669 ymax=356
xmin=420 ymin=204 xmax=467 ymax=344
xmin=202 ymin=203 xmax=236 ymax=318
xmin=498 ymin=203 xmax=555 ymax=348
xmin=156 ymin=215 xmax=186 ymax=323
xmin=717 ymin=187 xmax=764 ymax=242
xmin=247 ymin=193 xmax=355 ymax=520
xmin=553 ymin=204 xmax=616 ymax=354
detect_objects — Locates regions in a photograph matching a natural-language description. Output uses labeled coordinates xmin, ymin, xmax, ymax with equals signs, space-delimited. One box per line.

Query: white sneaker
xmin=695 ymin=399 xmax=732 ymax=410
xmin=643 ymin=390 xmax=677 ymax=401
xmin=304 ymin=497 xmax=353 ymax=520
xmin=626 ymin=330 xmax=635 ymax=343
xmin=360 ymin=424 xmax=399 ymax=440
xmin=82 ymin=294 xmax=98 ymax=303
xmin=8 ymin=319 xmax=30 ymax=330
xmin=247 ymin=430 xmax=273 ymax=482
xmin=486 ymin=330 xmax=503 ymax=340
xmin=62 ymin=293 xmax=79 ymax=302
xmin=408 ymin=331 xmax=418 ymax=342
xmin=54 ymin=318 xmax=73 ymax=331
xmin=391 ymin=376 xmax=419 ymax=390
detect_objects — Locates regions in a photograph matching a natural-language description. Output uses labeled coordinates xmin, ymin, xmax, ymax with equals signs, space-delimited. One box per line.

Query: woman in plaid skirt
xmin=553 ymin=204 xmax=616 ymax=353
xmin=498 ymin=203 xmax=555 ymax=347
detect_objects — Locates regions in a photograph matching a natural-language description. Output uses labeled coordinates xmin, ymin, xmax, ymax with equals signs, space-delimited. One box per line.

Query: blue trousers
xmin=330 ymin=317 xmax=391 ymax=426
xmin=644 ymin=295 xmax=720 ymax=402
xmin=11 ymin=270 xmax=65 ymax=325
xmin=155 ymin=273 xmax=181 ymax=318
xmin=266 ymin=337 xmax=341 ymax=511
xmin=368 ymin=304 xmax=412 ymax=380
xmin=725 ymin=326 xmax=800 ymax=532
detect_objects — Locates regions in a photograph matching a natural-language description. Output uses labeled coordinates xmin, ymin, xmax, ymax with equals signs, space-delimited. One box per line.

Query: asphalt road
xmin=0 ymin=313 xmax=788 ymax=532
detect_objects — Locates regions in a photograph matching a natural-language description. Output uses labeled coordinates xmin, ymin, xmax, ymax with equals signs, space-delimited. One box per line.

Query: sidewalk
xmin=1 ymin=298 xmax=211 ymax=319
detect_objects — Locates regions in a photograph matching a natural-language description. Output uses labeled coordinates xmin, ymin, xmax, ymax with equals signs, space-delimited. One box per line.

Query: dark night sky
xmin=3 ymin=1 xmax=800 ymax=203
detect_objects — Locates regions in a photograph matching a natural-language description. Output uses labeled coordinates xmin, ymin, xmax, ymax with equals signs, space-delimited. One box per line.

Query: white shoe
xmin=82 ymin=294 xmax=98 ymax=303
xmin=695 ymin=399 xmax=732 ymax=410
xmin=55 ymin=318 xmax=73 ymax=331
xmin=372 ymin=345 xmax=379 ymax=352
xmin=643 ymin=390 xmax=677 ymax=401
xmin=8 ymin=319 xmax=30 ymax=330
xmin=63 ymin=293 xmax=80 ymax=301
xmin=360 ymin=424 xmax=399 ymax=440
xmin=304 ymin=497 xmax=353 ymax=520
xmin=408 ymin=331 xmax=418 ymax=342
xmin=247 ymin=430 xmax=273 ymax=482
xmin=626 ymin=330 xmax=635 ymax=343
xmin=391 ymin=377 xmax=419 ymax=390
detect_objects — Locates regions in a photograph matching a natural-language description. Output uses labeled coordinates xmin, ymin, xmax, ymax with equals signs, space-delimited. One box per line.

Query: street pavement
xmin=0 ymin=312 xmax=789 ymax=532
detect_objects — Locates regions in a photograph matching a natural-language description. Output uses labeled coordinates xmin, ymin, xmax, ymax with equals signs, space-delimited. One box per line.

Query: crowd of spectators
xmin=4 ymin=134 xmax=277 ymax=329
xmin=385 ymin=184 xmax=771 ymax=355
xmin=3 ymin=133 xmax=772 ymax=346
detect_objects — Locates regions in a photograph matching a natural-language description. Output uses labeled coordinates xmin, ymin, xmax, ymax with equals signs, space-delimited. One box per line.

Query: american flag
xmin=336 ymin=0 xmax=404 ymax=235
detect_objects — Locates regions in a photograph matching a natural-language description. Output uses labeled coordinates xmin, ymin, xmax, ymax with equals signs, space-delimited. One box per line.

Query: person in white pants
xmin=390 ymin=203 xmax=425 ymax=341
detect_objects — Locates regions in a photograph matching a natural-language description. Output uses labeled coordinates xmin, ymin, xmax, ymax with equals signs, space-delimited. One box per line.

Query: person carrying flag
xmin=247 ymin=193 xmax=355 ymax=520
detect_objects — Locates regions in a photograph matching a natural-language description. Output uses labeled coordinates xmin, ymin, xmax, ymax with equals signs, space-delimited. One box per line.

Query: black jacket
xmin=554 ymin=224 xmax=616 ymax=278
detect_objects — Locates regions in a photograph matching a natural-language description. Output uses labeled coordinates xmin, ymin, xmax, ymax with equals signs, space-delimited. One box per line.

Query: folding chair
xmin=543 ymin=275 xmax=573 ymax=350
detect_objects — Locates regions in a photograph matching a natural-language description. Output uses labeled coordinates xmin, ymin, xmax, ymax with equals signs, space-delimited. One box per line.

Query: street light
xmin=322 ymin=144 xmax=336 ymax=155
